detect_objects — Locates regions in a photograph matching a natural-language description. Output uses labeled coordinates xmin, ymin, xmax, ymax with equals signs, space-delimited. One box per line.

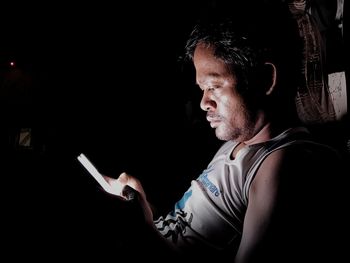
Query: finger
xmin=117 ymin=172 xmax=129 ymax=184
xmin=102 ymin=175 xmax=114 ymax=184
xmin=117 ymin=172 xmax=140 ymax=189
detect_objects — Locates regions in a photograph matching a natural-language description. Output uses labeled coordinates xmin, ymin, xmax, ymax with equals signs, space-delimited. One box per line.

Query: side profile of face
xmin=193 ymin=43 xmax=257 ymax=142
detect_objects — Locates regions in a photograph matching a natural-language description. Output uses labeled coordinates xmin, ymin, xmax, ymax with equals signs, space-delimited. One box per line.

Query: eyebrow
xmin=196 ymin=72 xmax=222 ymax=85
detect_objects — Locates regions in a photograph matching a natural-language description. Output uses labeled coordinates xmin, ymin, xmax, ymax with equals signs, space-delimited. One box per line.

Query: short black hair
xmin=185 ymin=0 xmax=302 ymax=95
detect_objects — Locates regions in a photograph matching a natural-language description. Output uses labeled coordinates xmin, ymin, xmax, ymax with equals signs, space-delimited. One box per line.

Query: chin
xmin=215 ymin=128 xmax=230 ymax=141
xmin=216 ymin=126 xmax=242 ymax=141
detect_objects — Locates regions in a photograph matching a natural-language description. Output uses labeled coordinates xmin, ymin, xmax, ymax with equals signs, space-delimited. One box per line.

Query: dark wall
xmin=1 ymin=1 xmax=221 ymax=259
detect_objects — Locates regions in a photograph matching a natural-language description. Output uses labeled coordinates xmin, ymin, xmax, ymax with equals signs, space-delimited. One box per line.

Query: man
xmin=103 ymin=1 xmax=346 ymax=262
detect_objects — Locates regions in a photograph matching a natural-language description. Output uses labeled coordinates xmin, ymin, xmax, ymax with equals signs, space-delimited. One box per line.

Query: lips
xmin=206 ymin=114 xmax=221 ymax=127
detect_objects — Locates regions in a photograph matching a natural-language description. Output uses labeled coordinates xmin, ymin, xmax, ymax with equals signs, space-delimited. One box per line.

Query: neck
xmin=244 ymin=120 xmax=296 ymax=145
xmin=244 ymin=122 xmax=273 ymax=145
xmin=243 ymin=108 xmax=301 ymax=145
xmin=231 ymin=121 xmax=281 ymax=159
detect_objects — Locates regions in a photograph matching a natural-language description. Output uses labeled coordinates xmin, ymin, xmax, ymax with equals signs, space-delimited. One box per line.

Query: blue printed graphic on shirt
xmin=197 ymin=166 xmax=220 ymax=197
xmin=172 ymin=189 xmax=192 ymax=215
xmin=158 ymin=189 xmax=193 ymax=243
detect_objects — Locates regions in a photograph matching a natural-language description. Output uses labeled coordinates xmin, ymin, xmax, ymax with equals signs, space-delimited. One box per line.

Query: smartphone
xmin=77 ymin=153 xmax=115 ymax=194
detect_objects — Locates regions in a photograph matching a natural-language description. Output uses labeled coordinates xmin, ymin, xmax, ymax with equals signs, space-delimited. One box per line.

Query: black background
xmin=1 ymin=0 xmax=222 ymax=259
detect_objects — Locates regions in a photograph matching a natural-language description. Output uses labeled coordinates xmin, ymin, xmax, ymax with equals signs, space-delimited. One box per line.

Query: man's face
xmin=193 ymin=43 xmax=256 ymax=142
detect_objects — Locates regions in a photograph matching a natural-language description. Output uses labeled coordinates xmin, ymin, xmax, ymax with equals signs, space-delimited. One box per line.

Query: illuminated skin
xmin=194 ymin=43 xmax=278 ymax=153
xmin=194 ymin=43 xmax=262 ymax=143
xmin=104 ymin=173 xmax=154 ymax=225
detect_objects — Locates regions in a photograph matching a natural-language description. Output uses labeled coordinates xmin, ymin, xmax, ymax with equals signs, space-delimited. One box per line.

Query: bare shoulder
xmin=246 ymin=142 xmax=346 ymax=262
xmin=254 ymin=140 xmax=342 ymax=185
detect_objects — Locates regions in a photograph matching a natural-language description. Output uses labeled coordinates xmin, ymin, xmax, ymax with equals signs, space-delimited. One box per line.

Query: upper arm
xmin=234 ymin=143 xmax=345 ymax=262
xmin=234 ymin=149 xmax=287 ymax=263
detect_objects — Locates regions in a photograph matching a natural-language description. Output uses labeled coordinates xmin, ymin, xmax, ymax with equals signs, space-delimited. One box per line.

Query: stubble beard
xmin=215 ymin=108 xmax=256 ymax=142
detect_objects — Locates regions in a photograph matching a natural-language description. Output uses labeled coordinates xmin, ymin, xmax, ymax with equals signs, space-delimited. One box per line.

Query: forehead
xmin=193 ymin=43 xmax=233 ymax=81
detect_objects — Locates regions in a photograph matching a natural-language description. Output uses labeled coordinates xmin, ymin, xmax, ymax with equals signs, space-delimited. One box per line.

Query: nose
xmin=200 ymin=90 xmax=216 ymax=111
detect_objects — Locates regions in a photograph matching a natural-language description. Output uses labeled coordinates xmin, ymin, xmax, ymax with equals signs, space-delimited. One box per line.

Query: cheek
xmin=218 ymin=94 xmax=239 ymax=114
xmin=221 ymin=98 xmax=248 ymax=126
xmin=216 ymin=92 xmax=231 ymax=108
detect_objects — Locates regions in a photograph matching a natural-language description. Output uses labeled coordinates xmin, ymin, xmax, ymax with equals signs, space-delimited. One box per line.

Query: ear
xmin=264 ymin=62 xmax=277 ymax=95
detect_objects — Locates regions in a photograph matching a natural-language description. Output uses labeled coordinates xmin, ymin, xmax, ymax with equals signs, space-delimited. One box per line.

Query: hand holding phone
xmin=77 ymin=153 xmax=137 ymax=200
